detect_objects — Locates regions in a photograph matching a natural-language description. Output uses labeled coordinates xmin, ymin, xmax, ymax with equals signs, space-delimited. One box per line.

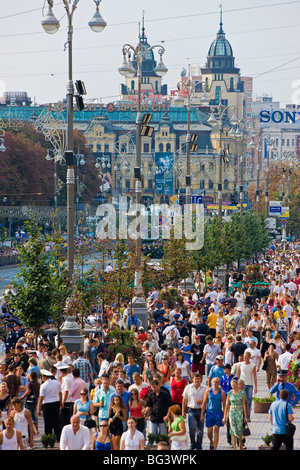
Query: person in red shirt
xmin=136 ymin=327 xmax=148 ymax=344
xmin=170 ymin=368 xmax=187 ymax=410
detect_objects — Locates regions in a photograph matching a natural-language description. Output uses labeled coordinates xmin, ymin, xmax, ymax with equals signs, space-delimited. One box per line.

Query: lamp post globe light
xmin=208 ymin=103 xmax=238 ymax=223
xmin=42 ymin=0 xmax=106 ymax=279
xmin=174 ymin=71 xmax=204 ymax=205
xmin=118 ymin=29 xmax=167 ymax=327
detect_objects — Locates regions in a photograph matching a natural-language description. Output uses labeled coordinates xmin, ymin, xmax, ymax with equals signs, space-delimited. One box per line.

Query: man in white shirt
xmin=234 ymin=288 xmax=246 ymax=309
xmin=182 ymin=373 xmax=208 ymax=450
xmin=245 ymin=339 xmax=261 ymax=371
xmin=60 ymin=415 xmax=91 ymax=450
xmin=277 ymin=343 xmax=293 ymax=372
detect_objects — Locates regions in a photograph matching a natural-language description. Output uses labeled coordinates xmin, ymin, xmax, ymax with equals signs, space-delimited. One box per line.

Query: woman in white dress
xmin=120 ymin=417 xmax=144 ymax=450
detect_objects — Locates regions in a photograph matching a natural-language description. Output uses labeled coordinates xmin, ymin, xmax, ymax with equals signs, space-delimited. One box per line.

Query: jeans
xmin=188 ymin=409 xmax=204 ymax=450
xmin=149 ymin=421 xmax=168 ymax=436
xmin=244 ymin=385 xmax=253 ymax=419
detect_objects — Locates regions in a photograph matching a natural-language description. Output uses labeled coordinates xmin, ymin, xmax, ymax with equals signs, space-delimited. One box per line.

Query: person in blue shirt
xmin=127 ymin=311 xmax=139 ymax=329
xmin=207 ymin=355 xmax=225 ymax=387
xmin=220 ymin=364 xmax=236 ymax=396
xmin=269 ymin=388 xmax=294 ymax=450
xmin=124 ymin=355 xmax=141 ymax=384
xmin=270 ymin=370 xmax=300 ymax=406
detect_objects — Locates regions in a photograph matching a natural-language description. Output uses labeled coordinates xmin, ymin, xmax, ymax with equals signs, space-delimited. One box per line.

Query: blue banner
xmin=154 ymin=152 xmax=174 ymax=195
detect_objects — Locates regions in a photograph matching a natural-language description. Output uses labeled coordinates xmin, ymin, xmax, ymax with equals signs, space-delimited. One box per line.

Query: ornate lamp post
xmin=118 ymin=28 xmax=167 ymax=310
xmin=41 ymin=0 xmax=106 ymax=278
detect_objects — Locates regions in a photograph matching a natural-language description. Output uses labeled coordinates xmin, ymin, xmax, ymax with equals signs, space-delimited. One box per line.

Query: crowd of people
xmin=0 ymin=241 xmax=300 ymax=450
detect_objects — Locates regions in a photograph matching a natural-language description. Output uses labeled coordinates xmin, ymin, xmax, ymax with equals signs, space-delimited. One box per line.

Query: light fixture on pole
xmin=118 ymin=26 xmax=167 ymax=327
xmin=42 ymin=0 xmax=106 ymax=279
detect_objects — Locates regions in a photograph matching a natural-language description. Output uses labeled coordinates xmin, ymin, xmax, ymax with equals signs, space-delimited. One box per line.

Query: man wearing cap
xmin=231 ymin=307 xmax=247 ymax=332
xmin=58 ymin=364 xmax=73 ymax=427
xmin=207 ymin=355 xmax=225 ymax=387
xmin=37 ymin=369 xmax=62 ymax=440
xmin=270 ymin=370 xmax=300 ymax=406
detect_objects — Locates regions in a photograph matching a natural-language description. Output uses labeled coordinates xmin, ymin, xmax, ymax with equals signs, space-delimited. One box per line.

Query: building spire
xmin=218 ymin=4 xmax=224 ymax=34
xmin=141 ymin=10 xmax=146 ymax=42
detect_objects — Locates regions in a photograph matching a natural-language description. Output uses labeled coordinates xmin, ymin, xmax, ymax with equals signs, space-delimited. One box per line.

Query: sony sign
xmin=260 ymin=109 xmax=300 ymax=124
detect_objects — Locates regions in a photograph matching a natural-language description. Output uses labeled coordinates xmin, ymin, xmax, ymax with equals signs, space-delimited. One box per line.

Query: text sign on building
xmin=260 ymin=110 xmax=300 ymax=124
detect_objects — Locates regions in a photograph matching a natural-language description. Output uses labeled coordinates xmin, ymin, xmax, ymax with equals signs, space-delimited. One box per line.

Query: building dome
xmin=203 ymin=8 xmax=239 ymax=74
xmin=208 ymin=30 xmax=233 ymax=58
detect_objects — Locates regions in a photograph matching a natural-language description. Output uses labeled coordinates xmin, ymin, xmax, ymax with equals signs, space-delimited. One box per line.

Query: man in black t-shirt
xmin=230 ymin=334 xmax=247 ymax=364
xmin=190 ymin=336 xmax=205 ymax=376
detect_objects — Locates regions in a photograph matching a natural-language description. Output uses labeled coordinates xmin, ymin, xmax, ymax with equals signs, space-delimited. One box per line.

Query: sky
xmin=0 ymin=0 xmax=300 ymax=107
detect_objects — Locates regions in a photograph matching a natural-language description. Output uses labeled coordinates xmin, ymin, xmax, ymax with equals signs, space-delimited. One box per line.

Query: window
xmin=230 ymin=77 xmax=234 ymax=91
xmin=287 ymin=139 xmax=290 ymax=147
xmin=209 ymin=179 xmax=214 ymax=189
xmin=159 ymin=143 xmax=164 ymax=152
xmin=166 ymin=143 xmax=171 ymax=152
xmin=143 ymin=143 xmax=150 ymax=153
xmin=215 ymin=86 xmax=221 ymax=104
xmin=282 ymin=139 xmax=285 ymax=146
xmin=125 ymin=179 xmax=130 ymax=189
xmin=148 ymin=179 xmax=153 ymax=190
xmin=224 ymin=179 xmax=229 ymax=190
xmin=200 ymin=179 xmax=205 ymax=190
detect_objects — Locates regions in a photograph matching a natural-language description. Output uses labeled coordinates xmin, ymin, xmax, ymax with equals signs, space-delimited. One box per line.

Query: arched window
xmin=166 ymin=143 xmax=171 ymax=152
xmin=230 ymin=77 xmax=234 ymax=91
xmin=159 ymin=143 xmax=164 ymax=152
xmin=209 ymin=179 xmax=214 ymax=190
xmin=224 ymin=179 xmax=229 ymax=190
xmin=131 ymin=80 xmax=135 ymax=92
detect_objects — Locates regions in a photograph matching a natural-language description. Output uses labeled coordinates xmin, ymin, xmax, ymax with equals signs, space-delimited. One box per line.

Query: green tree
xmin=7 ymin=220 xmax=53 ymax=345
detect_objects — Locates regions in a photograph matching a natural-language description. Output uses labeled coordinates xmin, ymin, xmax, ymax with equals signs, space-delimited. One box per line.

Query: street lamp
xmin=42 ymin=0 xmax=106 ymax=279
xmin=46 ymin=148 xmax=62 ymax=210
xmin=208 ymin=103 xmax=238 ymax=223
xmin=265 ymin=138 xmax=277 ymax=218
xmin=74 ymin=150 xmax=85 ymax=236
xmin=118 ymin=29 xmax=167 ymax=310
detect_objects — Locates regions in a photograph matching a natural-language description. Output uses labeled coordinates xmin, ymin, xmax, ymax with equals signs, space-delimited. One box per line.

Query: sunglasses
xmin=99 ymin=424 xmax=108 ymax=427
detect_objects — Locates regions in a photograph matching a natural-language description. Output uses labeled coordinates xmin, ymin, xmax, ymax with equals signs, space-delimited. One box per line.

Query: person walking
xmin=10 ymin=397 xmax=34 ymax=449
xmin=20 ymin=370 xmax=40 ymax=435
xmin=73 ymin=350 xmax=94 ymax=391
xmin=167 ymin=404 xmax=189 ymax=451
xmin=222 ymin=378 xmax=248 ymax=450
xmin=269 ymin=388 xmax=295 ymax=450
xmin=182 ymin=373 xmax=207 ymax=450
xmin=201 ymin=377 xmax=226 ymax=450
xmin=37 ymin=369 xmax=62 ymax=441
xmin=60 ymin=414 xmax=91 ymax=450
xmin=92 ymin=419 xmax=112 ymax=450
xmin=237 ymin=352 xmax=257 ymax=421
xmin=0 ymin=416 xmax=25 ymax=450
xmin=120 ymin=417 xmax=145 ymax=450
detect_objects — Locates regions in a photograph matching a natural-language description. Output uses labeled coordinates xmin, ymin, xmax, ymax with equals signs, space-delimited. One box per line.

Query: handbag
xmin=84 ymin=414 xmax=97 ymax=429
xmin=243 ymin=422 xmax=251 ymax=437
xmin=286 ymin=403 xmax=296 ymax=438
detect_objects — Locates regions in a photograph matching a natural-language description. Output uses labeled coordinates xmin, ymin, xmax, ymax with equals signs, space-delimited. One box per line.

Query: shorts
xmin=205 ymin=410 xmax=224 ymax=428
